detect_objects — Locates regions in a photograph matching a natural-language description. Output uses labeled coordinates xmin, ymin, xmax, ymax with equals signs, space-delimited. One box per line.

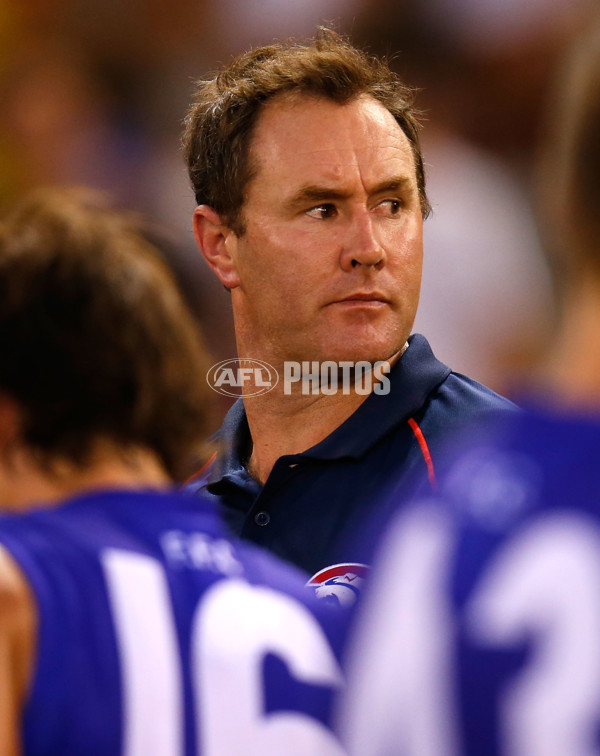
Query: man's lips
xmin=328 ymin=292 xmax=391 ymax=306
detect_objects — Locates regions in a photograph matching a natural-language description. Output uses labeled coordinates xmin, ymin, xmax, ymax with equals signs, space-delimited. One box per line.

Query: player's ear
xmin=193 ymin=206 xmax=241 ymax=290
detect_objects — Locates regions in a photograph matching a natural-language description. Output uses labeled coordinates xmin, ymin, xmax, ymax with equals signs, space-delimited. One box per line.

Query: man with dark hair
xmin=183 ymin=29 xmax=515 ymax=585
xmin=0 ymin=189 xmax=347 ymax=755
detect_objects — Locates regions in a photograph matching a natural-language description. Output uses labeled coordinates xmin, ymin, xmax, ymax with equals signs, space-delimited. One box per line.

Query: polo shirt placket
xmin=188 ymin=334 xmax=516 ymax=577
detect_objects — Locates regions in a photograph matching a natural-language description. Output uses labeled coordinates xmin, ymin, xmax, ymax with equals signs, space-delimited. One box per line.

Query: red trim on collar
xmin=408 ymin=417 xmax=437 ymax=491
xmin=183 ymin=451 xmax=218 ymax=487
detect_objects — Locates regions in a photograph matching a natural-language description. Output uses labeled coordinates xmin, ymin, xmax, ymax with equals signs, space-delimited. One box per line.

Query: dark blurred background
xmin=1 ymin=0 xmax=594 ymax=413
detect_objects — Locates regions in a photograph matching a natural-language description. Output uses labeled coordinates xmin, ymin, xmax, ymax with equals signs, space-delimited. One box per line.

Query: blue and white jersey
xmin=0 ymin=488 xmax=347 ymax=756
xmin=341 ymin=409 xmax=600 ymax=756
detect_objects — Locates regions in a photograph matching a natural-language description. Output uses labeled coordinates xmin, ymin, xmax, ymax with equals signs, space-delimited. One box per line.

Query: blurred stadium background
xmin=1 ymin=0 xmax=594 ymax=412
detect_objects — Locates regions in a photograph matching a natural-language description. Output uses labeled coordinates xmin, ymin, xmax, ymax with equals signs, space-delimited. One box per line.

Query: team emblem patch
xmin=307 ymin=563 xmax=370 ymax=606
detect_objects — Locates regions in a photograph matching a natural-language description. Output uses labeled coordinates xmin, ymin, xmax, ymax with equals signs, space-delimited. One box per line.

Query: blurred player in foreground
xmin=339 ymin=18 xmax=600 ymax=756
xmin=0 ymin=189 xmax=346 ymax=756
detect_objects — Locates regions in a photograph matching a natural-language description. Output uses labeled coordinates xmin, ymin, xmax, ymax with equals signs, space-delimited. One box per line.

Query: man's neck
xmin=245 ymin=388 xmax=368 ymax=483
xmin=241 ymin=344 xmax=408 ymax=484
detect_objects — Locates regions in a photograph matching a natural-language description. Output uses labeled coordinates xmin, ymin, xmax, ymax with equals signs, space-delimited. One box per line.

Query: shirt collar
xmin=208 ymin=334 xmax=450 ymax=483
xmin=209 ymin=399 xmax=252 ymax=486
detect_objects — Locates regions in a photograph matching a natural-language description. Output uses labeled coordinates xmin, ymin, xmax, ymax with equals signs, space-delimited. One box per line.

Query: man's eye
xmin=376 ymin=199 xmax=403 ymax=215
xmin=306 ymin=204 xmax=337 ymax=220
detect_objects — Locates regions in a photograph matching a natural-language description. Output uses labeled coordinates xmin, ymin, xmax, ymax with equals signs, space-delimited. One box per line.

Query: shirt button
xmin=254 ymin=511 xmax=271 ymax=527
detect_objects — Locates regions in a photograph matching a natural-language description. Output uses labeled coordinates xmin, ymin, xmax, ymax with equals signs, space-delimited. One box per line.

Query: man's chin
xmin=307 ymin=345 xmax=404 ymax=366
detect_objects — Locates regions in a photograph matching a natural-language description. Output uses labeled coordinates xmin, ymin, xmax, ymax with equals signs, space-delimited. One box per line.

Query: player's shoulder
xmin=0 ymin=543 xmax=34 ymax=625
xmin=0 ymin=545 xmax=35 ymax=754
xmin=439 ymin=406 xmax=600 ymax=515
xmin=0 ymin=543 xmax=35 ymax=684
xmin=396 ymin=406 xmax=600 ymax=590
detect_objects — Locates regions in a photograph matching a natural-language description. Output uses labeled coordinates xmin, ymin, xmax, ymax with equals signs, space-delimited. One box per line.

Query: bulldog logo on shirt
xmin=307 ymin=563 xmax=370 ymax=606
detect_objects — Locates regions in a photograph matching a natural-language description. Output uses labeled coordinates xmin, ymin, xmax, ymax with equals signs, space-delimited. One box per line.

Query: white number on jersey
xmin=466 ymin=515 xmax=600 ymax=756
xmin=342 ymin=505 xmax=458 ymax=756
xmin=102 ymin=549 xmax=345 ymax=756
xmin=344 ymin=507 xmax=600 ymax=756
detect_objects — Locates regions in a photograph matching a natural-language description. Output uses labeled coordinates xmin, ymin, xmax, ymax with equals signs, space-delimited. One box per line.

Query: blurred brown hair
xmin=183 ymin=27 xmax=430 ymax=235
xmin=0 ymin=188 xmax=213 ymax=480
xmin=539 ymin=17 xmax=600 ymax=278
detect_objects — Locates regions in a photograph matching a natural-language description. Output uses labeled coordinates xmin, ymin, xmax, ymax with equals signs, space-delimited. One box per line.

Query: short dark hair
xmin=0 ymin=188 xmax=212 ymax=479
xmin=183 ymin=27 xmax=430 ymax=234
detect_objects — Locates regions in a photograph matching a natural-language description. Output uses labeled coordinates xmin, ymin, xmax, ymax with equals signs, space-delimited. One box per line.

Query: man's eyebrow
xmin=283 ymin=175 xmax=413 ymax=209
xmin=283 ymin=185 xmax=352 ymax=209
xmin=371 ymin=176 xmax=413 ymax=195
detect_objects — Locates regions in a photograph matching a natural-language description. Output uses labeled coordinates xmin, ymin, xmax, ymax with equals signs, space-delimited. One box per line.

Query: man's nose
xmin=340 ymin=211 xmax=385 ymax=271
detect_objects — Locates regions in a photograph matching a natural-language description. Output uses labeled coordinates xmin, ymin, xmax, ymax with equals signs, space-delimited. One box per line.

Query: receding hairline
xmin=235 ymin=92 xmax=420 ymax=221
xmin=183 ymin=28 xmax=431 ymax=230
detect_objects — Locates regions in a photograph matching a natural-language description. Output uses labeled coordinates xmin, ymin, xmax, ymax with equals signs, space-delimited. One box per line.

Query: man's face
xmin=226 ymin=94 xmax=423 ymax=365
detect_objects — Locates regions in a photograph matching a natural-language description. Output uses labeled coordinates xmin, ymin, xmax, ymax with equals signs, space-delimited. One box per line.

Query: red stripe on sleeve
xmin=407 ymin=417 xmax=438 ymax=491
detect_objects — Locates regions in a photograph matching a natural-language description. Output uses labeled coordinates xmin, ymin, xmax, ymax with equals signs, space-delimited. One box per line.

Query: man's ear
xmin=193 ymin=206 xmax=241 ymax=290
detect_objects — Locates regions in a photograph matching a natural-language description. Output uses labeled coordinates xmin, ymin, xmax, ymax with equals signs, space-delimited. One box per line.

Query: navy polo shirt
xmin=188 ymin=334 xmax=516 ymax=578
